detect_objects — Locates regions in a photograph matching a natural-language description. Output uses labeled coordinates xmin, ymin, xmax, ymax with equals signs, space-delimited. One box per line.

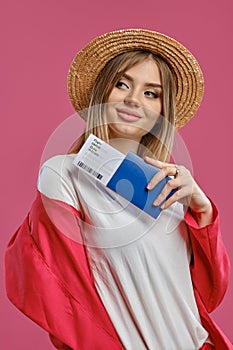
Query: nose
xmin=124 ymin=90 xmax=140 ymax=108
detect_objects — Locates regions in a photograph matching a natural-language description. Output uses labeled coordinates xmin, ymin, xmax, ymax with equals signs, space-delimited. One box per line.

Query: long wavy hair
xmin=68 ymin=50 xmax=176 ymax=162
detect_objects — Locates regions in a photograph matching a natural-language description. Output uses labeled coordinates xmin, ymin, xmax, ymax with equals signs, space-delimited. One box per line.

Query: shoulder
xmin=37 ymin=154 xmax=79 ymax=209
xmin=40 ymin=154 xmax=76 ymax=175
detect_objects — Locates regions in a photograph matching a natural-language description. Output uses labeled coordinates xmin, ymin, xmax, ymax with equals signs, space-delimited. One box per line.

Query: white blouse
xmin=38 ymin=154 xmax=210 ymax=350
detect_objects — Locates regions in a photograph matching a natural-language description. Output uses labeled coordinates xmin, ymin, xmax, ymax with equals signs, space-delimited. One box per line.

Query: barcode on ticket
xmin=77 ymin=161 xmax=103 ymax=180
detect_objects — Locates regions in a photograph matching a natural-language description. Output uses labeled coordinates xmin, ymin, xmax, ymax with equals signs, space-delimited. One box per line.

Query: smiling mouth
xmin=116 ymin=108 xmax=142 ymax=122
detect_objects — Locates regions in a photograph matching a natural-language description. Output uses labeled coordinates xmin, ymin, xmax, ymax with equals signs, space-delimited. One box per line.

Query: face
xmin=105 ymin=58 xmax=162 ymax=142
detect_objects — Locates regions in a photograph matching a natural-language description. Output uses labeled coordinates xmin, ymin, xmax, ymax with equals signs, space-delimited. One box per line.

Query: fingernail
xmin=147 ymin=182 xmax=152 ymax=190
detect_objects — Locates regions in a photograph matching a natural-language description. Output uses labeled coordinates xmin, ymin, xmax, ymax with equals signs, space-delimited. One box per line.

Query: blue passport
xmin=107 ymin=152 xmax=177 ymax=219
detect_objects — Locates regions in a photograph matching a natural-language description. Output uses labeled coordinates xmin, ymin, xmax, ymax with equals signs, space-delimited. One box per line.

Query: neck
xmin=109 ymin=137 xmax=140 ymax=155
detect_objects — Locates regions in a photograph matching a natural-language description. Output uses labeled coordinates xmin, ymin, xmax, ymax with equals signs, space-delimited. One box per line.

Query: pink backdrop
xmin=1 ymin=0 xmax=232 ymax=348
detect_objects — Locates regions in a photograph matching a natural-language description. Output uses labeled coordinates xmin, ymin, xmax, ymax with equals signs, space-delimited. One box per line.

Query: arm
xmin=185 ymin=200 xmax=230 ymax=312
xmin=144 ymin=157 xmax=231 ymax=312
xmin=5 ymin=191 xmax=122 ymax=350
xmin=5 ymin=155 xmax=123 ymax=350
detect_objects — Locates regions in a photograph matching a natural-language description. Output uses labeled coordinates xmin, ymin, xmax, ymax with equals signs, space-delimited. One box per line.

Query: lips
xmin=116 ymin=108 xmax=142 ymax=122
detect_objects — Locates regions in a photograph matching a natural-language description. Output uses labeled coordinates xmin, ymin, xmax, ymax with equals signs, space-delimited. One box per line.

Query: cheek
xmin=144 ymin=98 xmax=162 ymax=114
xmin=144 ymin=104 xmax=161 ymax=121
xmin=104 ymin=103 xmax=117 ymax=123
xmin=107 ymin=91 xmax=113 ymax=103
xmin=107 ymin=88 xmax=120 ymax=103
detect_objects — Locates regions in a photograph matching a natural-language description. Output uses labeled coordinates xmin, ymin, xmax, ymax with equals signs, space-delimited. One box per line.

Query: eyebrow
xmin=122 ymin=73 xmax=162 ymax=89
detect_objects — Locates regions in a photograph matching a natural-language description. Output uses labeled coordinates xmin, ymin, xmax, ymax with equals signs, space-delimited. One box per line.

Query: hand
xmin=144 ymin=156 xmax=213 ymax=226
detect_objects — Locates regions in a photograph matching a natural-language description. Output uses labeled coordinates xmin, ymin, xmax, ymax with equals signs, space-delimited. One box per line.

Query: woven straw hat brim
xmin=67 ymin=29 xmax=204 ymax=129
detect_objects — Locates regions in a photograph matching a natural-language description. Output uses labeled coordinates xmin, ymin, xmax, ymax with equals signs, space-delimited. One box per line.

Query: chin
xmin=109 ymin=123 xmax=146 ymax=141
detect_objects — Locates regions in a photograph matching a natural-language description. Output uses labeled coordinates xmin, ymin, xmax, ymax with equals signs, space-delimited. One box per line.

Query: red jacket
xmin=5 ymin=192 xmax=232 ymax=349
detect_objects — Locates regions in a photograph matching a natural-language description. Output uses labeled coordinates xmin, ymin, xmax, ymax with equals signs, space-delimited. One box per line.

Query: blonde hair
xmin=69 ymin=50 xmax=176 ymax=162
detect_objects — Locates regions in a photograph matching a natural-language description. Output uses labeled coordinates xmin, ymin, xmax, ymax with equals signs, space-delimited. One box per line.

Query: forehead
xmin=121 ymin=57 xmax=161 ymax=83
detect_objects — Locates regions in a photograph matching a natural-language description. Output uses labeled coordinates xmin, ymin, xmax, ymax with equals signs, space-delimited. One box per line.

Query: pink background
xmin=1 ymin=0 xmax=232 ymax=348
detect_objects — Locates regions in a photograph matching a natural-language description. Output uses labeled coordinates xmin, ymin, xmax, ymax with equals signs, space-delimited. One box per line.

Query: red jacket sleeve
xmin=184 ymin=200 xmax=231 ymax=313
xmin=5 ymin=191 xmax=123 ymax=350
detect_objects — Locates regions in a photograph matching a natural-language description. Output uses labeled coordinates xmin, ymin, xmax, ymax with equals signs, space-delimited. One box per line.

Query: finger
xmin=161 ymin=186 xmax=192 ymax=209
xmin=144 ymin=156 xmax=171 ymax=169
xmin=153 ymin=178 xmax=179 ymax=206
xmin=160 ymin=189 xmax=181 ymax=209
xmin=147 ymin=166 xmax=177 ymax=190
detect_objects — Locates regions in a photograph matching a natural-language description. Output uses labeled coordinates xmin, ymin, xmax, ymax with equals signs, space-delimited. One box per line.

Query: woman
xmin=5 ymin=29 xmax=232 ymax=349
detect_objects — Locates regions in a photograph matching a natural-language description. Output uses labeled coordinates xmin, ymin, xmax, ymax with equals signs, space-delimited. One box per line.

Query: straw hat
xmin=67 ymin=29 xmax=204 ymax=129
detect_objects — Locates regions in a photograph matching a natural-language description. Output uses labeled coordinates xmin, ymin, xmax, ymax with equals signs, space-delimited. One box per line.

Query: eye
xmin=144 ymin=90 xmax=161 ymax=99
xmin=115 ymin=81 xmax=129 ymax=89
